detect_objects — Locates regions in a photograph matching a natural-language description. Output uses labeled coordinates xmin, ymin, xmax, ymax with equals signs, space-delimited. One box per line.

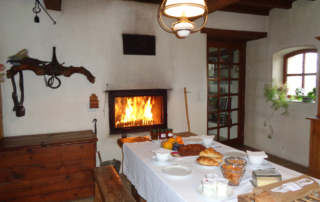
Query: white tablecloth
xmin=123 ymin=141 xmax=315 ymax=202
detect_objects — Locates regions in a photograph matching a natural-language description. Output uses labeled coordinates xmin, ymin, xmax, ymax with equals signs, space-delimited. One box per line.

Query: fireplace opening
xmin=108 ymin=89 xmax=167 ymax=134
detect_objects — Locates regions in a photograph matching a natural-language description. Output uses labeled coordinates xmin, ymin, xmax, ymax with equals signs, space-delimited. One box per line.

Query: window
xmin=283 ymin=49 xmax=317 ymax=96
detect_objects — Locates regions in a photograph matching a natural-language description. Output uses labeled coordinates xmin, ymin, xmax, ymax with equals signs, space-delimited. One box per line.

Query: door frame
xmin=206 ymin=40 xmax=246 ymax=146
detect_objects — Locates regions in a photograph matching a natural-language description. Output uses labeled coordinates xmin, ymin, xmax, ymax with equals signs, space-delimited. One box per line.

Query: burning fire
xmin=115 ymin=96 xmax=155 ymax=128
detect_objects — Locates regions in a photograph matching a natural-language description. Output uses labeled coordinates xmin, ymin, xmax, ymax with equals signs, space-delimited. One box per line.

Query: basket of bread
xmin=238 ymin=174 xmax=320 ymax=202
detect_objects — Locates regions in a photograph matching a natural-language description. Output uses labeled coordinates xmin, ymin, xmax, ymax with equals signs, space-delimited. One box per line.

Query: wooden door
xmin=207 ymin=41 xmax=246 ymax=146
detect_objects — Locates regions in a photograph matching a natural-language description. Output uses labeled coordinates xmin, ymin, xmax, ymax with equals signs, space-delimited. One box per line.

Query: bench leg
xmin=131 ymin=184 xmax=141 ymax=202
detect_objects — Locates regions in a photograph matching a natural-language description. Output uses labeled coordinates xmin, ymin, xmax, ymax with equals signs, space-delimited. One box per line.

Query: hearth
xmin=108 ymin=89 xmax=167 ymax=134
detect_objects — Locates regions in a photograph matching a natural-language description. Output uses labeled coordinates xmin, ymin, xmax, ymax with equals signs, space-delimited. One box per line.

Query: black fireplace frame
xmin=108 ymin=89 xmax=167 ymax=134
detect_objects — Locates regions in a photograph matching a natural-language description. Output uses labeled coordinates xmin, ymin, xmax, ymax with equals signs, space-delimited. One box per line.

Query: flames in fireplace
xmin=115 ymin=96 xmax=156 ymax=128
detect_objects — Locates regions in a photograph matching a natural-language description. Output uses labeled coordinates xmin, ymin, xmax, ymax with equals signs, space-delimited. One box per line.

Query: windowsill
xmin=288 ymin=99 xmax=315 ymax=104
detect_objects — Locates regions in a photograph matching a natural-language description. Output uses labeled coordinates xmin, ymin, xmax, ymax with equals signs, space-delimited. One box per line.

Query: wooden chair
xmin=93 ymin=166 xmax=135 ymax=202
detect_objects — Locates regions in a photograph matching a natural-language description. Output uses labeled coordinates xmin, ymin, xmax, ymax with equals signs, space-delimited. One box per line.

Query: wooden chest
xmin=0 ymin=130 xmax=97 ymax=202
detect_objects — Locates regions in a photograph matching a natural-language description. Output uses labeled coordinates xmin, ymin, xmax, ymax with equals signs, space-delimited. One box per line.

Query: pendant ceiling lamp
xmin=158 ymin=0 xmax=208 ymax=38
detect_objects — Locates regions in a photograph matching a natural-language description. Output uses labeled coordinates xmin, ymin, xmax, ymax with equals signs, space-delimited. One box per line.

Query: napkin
xmin=247 ymin=150 xmax=268 ymax=158
xmin=151 ymin=148 xmax=172 ymax=154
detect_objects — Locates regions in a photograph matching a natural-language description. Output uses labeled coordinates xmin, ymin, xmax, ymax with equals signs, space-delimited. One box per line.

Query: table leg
xmin=131 ymin=184 xmax=141 ymax=202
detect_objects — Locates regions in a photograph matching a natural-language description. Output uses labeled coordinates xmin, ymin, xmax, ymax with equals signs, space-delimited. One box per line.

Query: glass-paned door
xmin=207 ymin=41 xmax=245 ymax=146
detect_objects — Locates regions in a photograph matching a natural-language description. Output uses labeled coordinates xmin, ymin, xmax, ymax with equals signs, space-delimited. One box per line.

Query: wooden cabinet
xmin=0 ymin=130 xmax=97 ymax=202
xmin=307 ymin=117 xmax=320 ymax=179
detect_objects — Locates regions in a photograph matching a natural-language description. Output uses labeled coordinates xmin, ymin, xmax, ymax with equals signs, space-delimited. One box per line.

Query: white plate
xmin=196 ymin=184 xmax=234 ymax=201
xmin=194 ymin=160 xmax=221 ymax=169
xmin=222 ymin=150 xmax=247 ymax=158
xmin=246 ymin=160 xmax=271 ymax=168
xmin=151 ymin=155 xmax=175 ymax=165
xmin=162 ymin=165 xmax=192 ymax=177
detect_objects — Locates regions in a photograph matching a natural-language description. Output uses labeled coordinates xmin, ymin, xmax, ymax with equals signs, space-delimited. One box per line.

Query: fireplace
xmin=108 ymin=89 xmax=167 ymax=134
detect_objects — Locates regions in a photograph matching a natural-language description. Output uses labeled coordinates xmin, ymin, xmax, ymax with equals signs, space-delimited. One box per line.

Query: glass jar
xmin=166 ymin=128 xmax=173 ymax=139
xmin=158 ymin=129 xmax=167 ymax=140
xmin=150 ymin=129 xmax=158 ymax=140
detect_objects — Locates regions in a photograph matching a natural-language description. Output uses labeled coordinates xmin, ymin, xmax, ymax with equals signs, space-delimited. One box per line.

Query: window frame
xmin=283 ymin=49 xmax=317 ymax=96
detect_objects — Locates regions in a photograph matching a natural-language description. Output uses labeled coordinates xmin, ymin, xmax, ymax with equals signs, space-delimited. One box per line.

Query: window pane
xmin=220 ymin=65 xmax=229 ymax=78
xmin=208 ymin=64 xmax=218 ymax=79
xmin=287 ymin=54 xmax=303 ymax=74
xmin=287 ymin=76 xmax=302 ymax=95
xmin=219 ymin=127 xmax=228 ymax=141
xmin=208 ymin=81 xmax=218 ymax=95
xmin=220 ymin=112 xmax=228 ymax=126
xmin=231 ymin=65 xmax=239 ymax=78
xmin=208 ymin=48 xmax=218 ymax=63
xmin=304 ymin=75 xmax=316 ymax=96
xmin=220 ymin=48 xmax=229 ymax=63
xmin=231 ymin=110 xmax=238 ymax=124
xmin=230 ymin=80 xmax=239 ymax=94
xmin=220 ymin=96 xmax=229 ymax=111
xmin=208 ymin=129 xmax=218 ymax=140
xmin=231 ymin=49 xmax=239 ymax=63
xmin=305 ymin=53 xmax=317 ymax=73
xmin=230 ymin=125 xmax=238 ymax=140
xmin=230 ymin=96 xmax=238 ymax=109
xmin=208 ymin=97 xmax=218 ymax=112
xmin=220 ymin=81 xmax=229 ymax=94
xmin=208 ymin=113 xmax=218 ymax=128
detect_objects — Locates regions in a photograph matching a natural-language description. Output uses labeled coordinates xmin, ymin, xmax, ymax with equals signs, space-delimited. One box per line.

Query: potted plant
xmin=295 ymin=87 xmax=304 ymax=101
xmin=263 ymin=81 xmax=289 ymax=139
xmin=302 ymin=88 xmax=316 ymax=103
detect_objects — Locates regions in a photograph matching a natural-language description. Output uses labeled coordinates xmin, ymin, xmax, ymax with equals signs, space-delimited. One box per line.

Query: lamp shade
xmin=164 ymin=0 xmax=206 ymax=18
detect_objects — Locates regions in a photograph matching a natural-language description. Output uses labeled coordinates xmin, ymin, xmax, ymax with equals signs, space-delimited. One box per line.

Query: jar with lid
xmin=150 ymin=129 xmax=158 ymax=140
xmin=158 ymin=129 xmax=167 ymax=140
xmin=166 ymin=129 xmax=173 ymax=139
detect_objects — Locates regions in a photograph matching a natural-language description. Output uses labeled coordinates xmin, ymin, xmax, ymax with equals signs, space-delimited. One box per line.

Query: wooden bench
xmin=93 ymin=166 xmax=135 ymax=202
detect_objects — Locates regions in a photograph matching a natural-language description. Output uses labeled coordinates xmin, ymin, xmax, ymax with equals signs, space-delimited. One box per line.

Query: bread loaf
xmin=199 ymin=147 xmax=223 ymax=158
xmin=177 ymin=144 xmax=206 ymax=156
xmin=196 ymin=156 xmax=220 ymax=166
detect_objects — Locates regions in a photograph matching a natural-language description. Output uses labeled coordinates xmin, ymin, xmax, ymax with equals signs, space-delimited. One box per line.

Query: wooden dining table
xmin=118 ymin=136 xmax=320 ymax=202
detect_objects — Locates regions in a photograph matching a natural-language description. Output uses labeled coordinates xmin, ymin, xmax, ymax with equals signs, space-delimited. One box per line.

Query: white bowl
xmin=248 ymin=156 xmax=265 ymax=165
xmin=155 ymin=152 xmax=171 ymax=162
xmin=201 ymin=136 xmax=214 ymax=146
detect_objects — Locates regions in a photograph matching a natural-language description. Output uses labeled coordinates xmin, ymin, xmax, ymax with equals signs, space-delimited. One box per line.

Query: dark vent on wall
xmin=122 ymin=34 xmax=156 ymax=55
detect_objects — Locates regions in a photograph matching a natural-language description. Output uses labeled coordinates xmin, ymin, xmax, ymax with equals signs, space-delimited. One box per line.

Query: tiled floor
xmin=72 ymin=144 xmax=308 ymax=202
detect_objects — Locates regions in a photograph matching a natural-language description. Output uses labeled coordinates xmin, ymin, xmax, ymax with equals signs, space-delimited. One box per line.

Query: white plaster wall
xmin=0 ymin=0 xmax=266 ymax=166
xmin=245 ymin=0 xmax=320 ymax=167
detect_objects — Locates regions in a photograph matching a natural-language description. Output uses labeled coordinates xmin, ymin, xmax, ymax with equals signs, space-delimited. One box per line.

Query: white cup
xmin=201 ymin=136 xmax=214 ymax=146
xmin=216 ymin=178 xmax=229 ymax=197
xmin=155 ymin=152 xmax=170 ymax=162
xmin=248 ymin=156 xmax=265 ymax=165
xmin=202 ymin=178 xmax=216 ymax=195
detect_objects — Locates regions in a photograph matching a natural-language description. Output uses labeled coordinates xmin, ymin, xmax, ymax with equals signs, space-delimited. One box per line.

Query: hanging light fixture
xmin=158 ymin=0 xmax=208 ymax=38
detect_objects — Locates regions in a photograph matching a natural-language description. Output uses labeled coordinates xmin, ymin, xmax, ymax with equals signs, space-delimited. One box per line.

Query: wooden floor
xmin=72 ymin=144 xmax=309 ymax=202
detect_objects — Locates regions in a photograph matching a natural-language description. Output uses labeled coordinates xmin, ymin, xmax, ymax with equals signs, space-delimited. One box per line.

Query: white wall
xmin=245 ymin=0 xmax=320 ymax=166
xmin=0 ymin=0 xmax=266 ymax=165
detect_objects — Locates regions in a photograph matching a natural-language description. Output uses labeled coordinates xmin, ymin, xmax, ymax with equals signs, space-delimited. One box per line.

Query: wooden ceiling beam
xmin=207 ymin=0 xmax=241 ymax=13
xmin=43 ymin=0 xmax=62 ymax=11
xmin=201 ymin=28 xmax=268 ymax=42
xmin=238 ymin=0 xmax=293 ymax=9
xmin=220 ymin=4 xmax=270 ymax=16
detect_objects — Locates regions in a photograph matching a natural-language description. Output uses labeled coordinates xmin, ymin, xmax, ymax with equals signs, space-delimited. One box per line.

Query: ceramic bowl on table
xmin=200 ymin=135 xmax=215 ymax=146
xmin=155 ymin=152 xmax=171 ymax=162
xmin=247 ymin=156 xmax=265 ymax=166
